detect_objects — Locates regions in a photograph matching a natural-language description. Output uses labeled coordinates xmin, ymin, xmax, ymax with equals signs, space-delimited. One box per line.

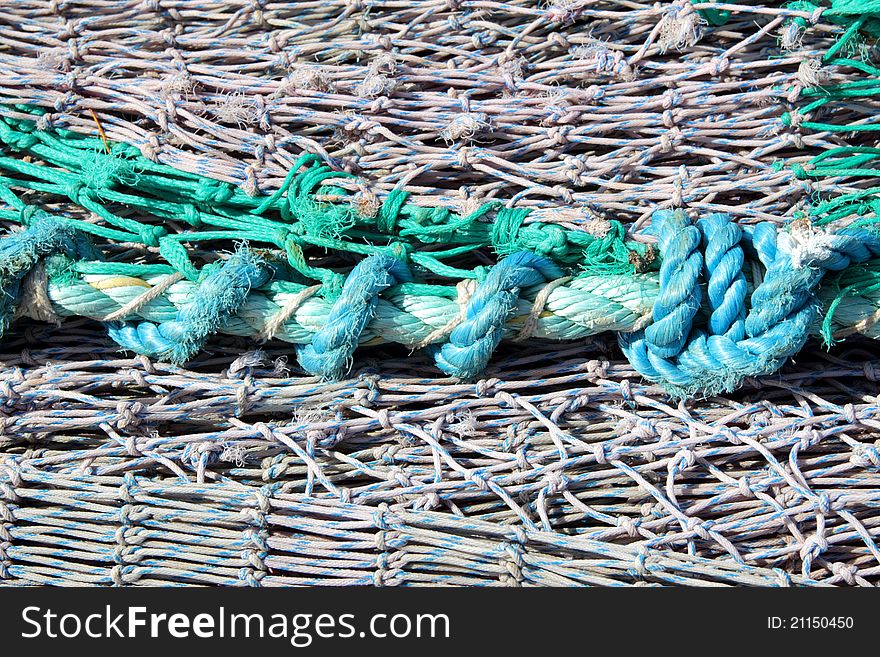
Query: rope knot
xmin=64 ymin=179 xmax=88 ymax=202
xmin=0 ymin=213 xmax=87 ymax=337
xmin=708 ymin=56 xmax=730 ymax=76
xmin=619 ymin=211 xmax=880 ymax=396
xmin=441 ymin=112 xmax=491 ymax=143
xmin=180 ymin=203 xmax=203 ymax=228
xmin=850 ymin=444 xmax=880 ymax=468
xmin=434 ymin=251 xmax=563 ymax=379
xmin=529 ymin=223 xmax=568 ymax=259
xmin=193 ymin=179 xmax=235 ymax=206
xmin=138 ymin=224 xmax=168 ymax=248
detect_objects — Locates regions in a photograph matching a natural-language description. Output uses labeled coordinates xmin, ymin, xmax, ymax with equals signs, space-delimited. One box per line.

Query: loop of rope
xmin=620 ymin=211 xmax=880 ymax=397
xmin=297 ymin=254 xmax=412 ymax=380
xmin=433 ymin=251 xmax=563 ymax=379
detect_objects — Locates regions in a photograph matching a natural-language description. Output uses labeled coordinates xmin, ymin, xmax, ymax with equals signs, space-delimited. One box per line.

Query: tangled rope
xmin=0 ymin=113 xmax=650 ymax=284
xmin=1 ymin=77 xmax=880 ymax=392
xmin=620 ymin=210 xmax=880 ymax=395
xmin=1 ymin=208 xmax=879 ymax=393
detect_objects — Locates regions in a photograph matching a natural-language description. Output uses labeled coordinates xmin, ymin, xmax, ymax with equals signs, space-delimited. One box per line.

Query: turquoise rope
xmin=620 ymin=211 xmax=880 ymax=397
xmin=2 ymin=212 xmax=879 ymax=392
xmin=297 ymin=254 xmax=412 ymax=380
xmin=434 ymin=252 xmax=563 ymax=379
xmin=107 ymin=249 xmax=271 ymax=364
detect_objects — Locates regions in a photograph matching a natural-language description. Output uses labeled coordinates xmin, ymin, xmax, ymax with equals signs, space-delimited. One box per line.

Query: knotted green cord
xmin=3 ymin=102 xmax=880 ymax=386
xmin=0 ymin=111 xmax=648 ymax=284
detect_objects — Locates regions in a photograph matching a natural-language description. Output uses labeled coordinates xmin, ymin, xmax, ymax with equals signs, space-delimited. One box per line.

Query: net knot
xmin=193 ymin=178 xmax=235 ymax=206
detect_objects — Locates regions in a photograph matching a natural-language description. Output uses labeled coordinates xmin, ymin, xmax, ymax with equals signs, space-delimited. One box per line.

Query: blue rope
xmin=5 ymin=208 xmax=880 ymax=393
xmin=0 ymin=211 xmax=94 ymax=335
xmin=297 ymin=254 xmax=412 ymax=380
xmin=700 ymin=213 xmax=747 ymax=340
xmin=108 ymin=249 xmax=270 ymax=364
xmin=644 ymin=209 xmax=704 ymax=359
xmin=617 ymin=210 xmax=703 ymax=387
xmin=621 ymin=212 xmax=880 ymax=396
xmin=434 ymin=251 xmax=563 ymax=379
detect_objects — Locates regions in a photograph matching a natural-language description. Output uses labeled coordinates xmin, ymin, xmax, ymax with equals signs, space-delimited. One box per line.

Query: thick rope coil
xmin=433 ymin=252 xmax=563 ymax=379
xmin=0 ymin=211 xmax=94 ymax=336
xmin=297 ymin=254 xmax=412 ymax=380
xmin=700 ymin=212 xmax=747 ymax=340
xmin=621 ymin=211 xmax=880 ymax=396
xmin=107 ymin=249 xmax=271 ymax=364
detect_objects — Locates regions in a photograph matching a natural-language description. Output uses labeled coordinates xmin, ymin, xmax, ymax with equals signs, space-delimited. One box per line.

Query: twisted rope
xmin=297 ymin=255 xmax=412 ymax=380
xmin=3 ymin=213 xmax=880 ymax=390
xmin=434 ymin=252 xmax=563 ymax=379
xmin=107 ymin=249 xmax=271 ymax=364
xmin=0 ymin=210 xmax=95 ymax=335
xmin=621 ymin=211 xmax=880 ymax=395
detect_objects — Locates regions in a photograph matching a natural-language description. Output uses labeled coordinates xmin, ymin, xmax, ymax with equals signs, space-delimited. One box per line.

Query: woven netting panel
xmin=1 ymin=2 xmax=880 ymax=587
xmin=1 ymin=319 xmax=879 ymax=586
xmin=0 ymin=1 xmax=865 ymax=223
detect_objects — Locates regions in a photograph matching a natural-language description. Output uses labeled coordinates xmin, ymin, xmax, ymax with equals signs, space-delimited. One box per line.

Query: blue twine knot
xmin=297 ymin=254 xmax=411 ymax=380
xmin=434 ymin=251 xmax=563 ymax=379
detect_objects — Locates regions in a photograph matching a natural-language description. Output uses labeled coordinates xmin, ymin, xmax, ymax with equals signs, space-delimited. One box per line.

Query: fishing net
xmin=1 ymin=1 xmax=880 ymax=586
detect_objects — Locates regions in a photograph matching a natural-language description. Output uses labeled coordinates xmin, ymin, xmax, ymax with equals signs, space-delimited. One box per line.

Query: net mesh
xmin=1 ymin=1 xmax=880 ymax=586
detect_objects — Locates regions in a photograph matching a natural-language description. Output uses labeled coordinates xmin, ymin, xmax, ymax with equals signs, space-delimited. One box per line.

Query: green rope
xmin=0 ymin=110 xmax=651 ymax=286
xmin=776 ymin=4 xmax=880 ymax=228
